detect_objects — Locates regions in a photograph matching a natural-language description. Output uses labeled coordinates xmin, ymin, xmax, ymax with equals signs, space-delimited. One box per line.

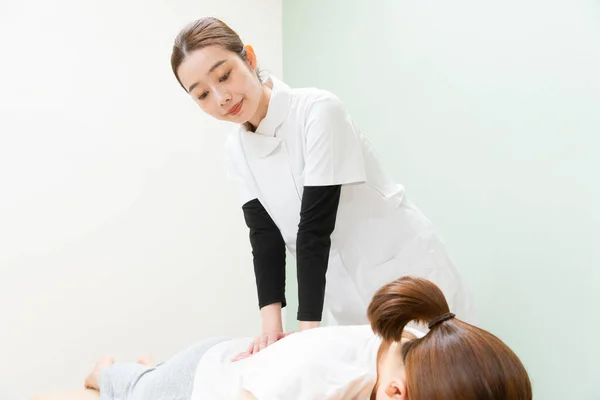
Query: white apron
xmin=225 ymin=77 xmax=475 ymax=325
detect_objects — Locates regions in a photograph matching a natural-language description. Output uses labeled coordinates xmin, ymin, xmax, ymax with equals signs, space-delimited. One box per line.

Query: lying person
xmin=36 ymin=277 xmax=532 ymax=400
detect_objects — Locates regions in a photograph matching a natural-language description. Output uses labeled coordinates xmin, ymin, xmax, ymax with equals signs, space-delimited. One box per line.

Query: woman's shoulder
xmin=292 ymin=85 xmax=338 ymax=101
xmin=291 ymin=85 xmax=344 ymax=109
xmin=288 ymin=86 xmax=350 ymax=127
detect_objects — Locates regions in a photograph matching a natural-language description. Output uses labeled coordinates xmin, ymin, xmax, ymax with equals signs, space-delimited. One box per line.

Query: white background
xmin=0 ymin=0 xmax=282 ymax=398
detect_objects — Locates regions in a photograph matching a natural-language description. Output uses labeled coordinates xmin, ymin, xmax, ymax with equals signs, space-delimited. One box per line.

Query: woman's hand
xmin=232 ymin=331 xmax=293 ymax=362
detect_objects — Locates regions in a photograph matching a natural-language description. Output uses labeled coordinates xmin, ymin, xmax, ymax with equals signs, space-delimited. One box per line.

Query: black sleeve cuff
xmin=260 ymin=298 xmax=287 ymax=309
xmin=297 ymin=312 xmax=323 ymax=322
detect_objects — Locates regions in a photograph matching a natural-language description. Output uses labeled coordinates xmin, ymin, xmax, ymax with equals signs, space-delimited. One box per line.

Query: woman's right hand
xmin=231 ymin=331 xmax=293 ymax=362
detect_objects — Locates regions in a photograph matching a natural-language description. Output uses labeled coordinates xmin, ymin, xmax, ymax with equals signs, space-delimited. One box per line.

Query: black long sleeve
xmin=242 ymin=198 xmax=287 ymax=309
xmin=296 ymin=185 xmax=342 ymax=321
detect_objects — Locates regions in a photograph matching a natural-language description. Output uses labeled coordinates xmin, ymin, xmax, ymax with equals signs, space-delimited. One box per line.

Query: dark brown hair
xmin=171 ymin=17 xmax=258 ymax=90
xmin=368 ymin=277 xmax=532 ymax=400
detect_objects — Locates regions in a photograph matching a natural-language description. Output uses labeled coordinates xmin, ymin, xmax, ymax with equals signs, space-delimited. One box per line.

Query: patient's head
xmin=367 ymin=277 xmax=532 ymax=400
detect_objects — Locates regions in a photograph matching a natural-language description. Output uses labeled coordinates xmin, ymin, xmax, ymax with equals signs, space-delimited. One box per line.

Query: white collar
xmin=241 ymin=76 xmax=291 ymax=137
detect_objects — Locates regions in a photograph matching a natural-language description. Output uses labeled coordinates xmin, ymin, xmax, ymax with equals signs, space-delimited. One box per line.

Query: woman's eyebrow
xmin=187 ymin=60 xmax=228 ymax=92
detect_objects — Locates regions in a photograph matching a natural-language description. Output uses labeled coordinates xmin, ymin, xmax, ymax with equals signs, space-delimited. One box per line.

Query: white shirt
xmin=225 ymin=77 xmax=475 ymax=325
xmin=191 ymin=325 xmax=411 ymax=400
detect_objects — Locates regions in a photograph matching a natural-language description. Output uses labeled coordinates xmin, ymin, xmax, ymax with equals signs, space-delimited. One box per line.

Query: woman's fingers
xmin=246 ymin=340 xmax=254 ymax=354
xmin=232 ymin=332 xmax=289 ymax=362
xmin=232 ymin=351 xmax=251 ymax=362
xmin=266 ymin=333 xmax=278 ymax=347
xmin=260 ymin=334 xmax=271 ymax=351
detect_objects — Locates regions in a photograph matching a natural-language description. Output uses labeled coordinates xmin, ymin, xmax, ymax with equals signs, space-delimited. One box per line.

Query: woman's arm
xmin=296 ymin=185 xmax=341 ymax=328
xmin=297 ymin=94 xmax=367 ymax=329
xmin=232 ymin=199 xmax=287 ymax=361
xmin=242 ymin=198 xmax=287 ymax=330
xmin=261 ymin=303 xmax=283 ymax=333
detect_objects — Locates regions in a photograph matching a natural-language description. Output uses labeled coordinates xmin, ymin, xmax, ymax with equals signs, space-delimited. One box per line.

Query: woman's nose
xmin=216 ymin=90 xmax=232 ymax=108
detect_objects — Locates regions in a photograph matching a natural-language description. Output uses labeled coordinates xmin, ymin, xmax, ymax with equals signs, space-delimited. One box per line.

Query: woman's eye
xmin=198 ymin=91 xmax=208 ymax=100
xmin=219 ymin=71 xmax=231 ymax=82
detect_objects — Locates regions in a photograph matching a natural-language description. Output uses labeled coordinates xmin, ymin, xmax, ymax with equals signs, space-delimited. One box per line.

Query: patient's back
xmin=191 ymin=325 xmax=401 ymax=399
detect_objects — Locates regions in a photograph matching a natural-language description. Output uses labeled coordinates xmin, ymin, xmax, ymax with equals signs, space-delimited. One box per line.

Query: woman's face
xmin=373 ymin=340 xmax=407 ymax=400
xmin=176 ymin=45 xmax=265 ymax=126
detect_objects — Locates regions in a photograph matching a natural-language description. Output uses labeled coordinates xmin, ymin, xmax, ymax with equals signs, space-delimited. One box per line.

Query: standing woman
xmin=171 ymin=17 xmax=475 ymax=356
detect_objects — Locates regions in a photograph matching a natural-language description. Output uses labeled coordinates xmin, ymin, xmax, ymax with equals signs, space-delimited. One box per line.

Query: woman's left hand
xmin=232 ymin=331 xmax=294 ymax=362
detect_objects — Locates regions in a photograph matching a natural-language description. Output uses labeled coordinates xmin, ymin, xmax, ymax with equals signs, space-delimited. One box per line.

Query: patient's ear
xmin=383 ymin=378 xmax=406 ymax=399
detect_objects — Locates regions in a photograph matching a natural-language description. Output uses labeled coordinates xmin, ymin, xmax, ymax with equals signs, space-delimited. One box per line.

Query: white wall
xmin=0 ymin=0 xmax=282 ymax=398
xmin=283 ymin=1 xmax=599 ymax=399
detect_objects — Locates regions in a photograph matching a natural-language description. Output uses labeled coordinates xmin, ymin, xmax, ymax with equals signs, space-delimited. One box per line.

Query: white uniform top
xmin=226 ymin=77 xmax=475 ymax=325
xmin=190 ymin=325 xmax=424 ymax=400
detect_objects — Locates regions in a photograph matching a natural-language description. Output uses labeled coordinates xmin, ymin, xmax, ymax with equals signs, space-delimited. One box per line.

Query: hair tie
xmin=428 ymin=312 xmax=456 ymax=329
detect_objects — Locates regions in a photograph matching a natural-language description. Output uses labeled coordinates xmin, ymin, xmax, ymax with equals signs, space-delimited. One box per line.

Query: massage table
xmin=30 ymin=389 xmax=100 ymax=400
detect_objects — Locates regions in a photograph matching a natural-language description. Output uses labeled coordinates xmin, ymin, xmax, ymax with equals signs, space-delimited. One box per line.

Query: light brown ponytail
xmin=368 ymin=276 xmax=532 ymax=400
xmin=368 ymin=276 xmax=451 ymax=342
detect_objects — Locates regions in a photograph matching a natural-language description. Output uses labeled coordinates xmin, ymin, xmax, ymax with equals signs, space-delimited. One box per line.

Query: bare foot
xmin=84 ymin=356 xmax=115 ymax=391
xmin=137 ymin=354 xmax=156 ymax=366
